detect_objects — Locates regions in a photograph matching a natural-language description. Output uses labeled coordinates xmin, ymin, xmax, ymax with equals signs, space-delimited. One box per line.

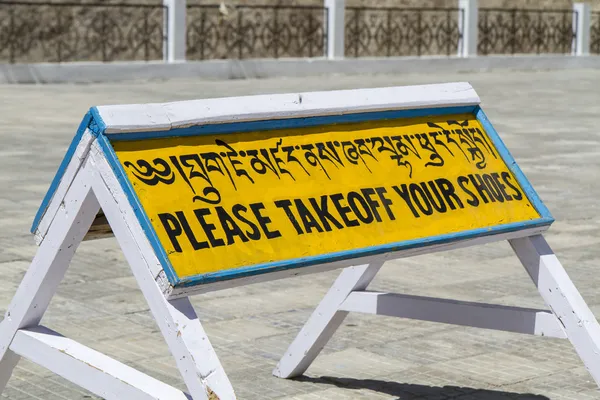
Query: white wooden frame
xmin=2 ymin=83 xmax=600 ymax=399
xmin=274 ymin=238 xmax=600 ymax=387
xmin=0 ymin=149 xmax=236 ymax=399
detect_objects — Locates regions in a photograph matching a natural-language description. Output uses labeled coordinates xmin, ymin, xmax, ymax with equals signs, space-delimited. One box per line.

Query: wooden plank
xmin=89 ymin=146 xmax=236 ymax=400
xmin=34 ymin=129 xmax=95 ymax=244
xmin=98 ymin=83 xmax=550 ymax=293
xmin=339 ymin=291 xmax=566 ymax=338
xmin=510 ymin=234 xmax=600 ymax=386
xmin=84 ymin=210 xmax=114 ymax=241
xmin=0 ymin=165 xmax=100 ymax=390
xmin=89 ymin=142 xmax=166 ymax=286
xmin=10 ymin=326 xmax=190 ymax=400
xmin=273 ymin=261 xmax=385 ymax=379
xmin=97 ymin=83 xmax=481 ymax=134
xmin=169 ymin=223 xmax=549 ymax=299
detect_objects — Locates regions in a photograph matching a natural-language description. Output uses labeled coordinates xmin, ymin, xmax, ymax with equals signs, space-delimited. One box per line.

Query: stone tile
xmin=429 ymin=351 xmax=570 ymax=386
xmin=308 ymin=348 xmax=413 ymax=379
xmin=2 ymin=69 xmax=600 ymax=399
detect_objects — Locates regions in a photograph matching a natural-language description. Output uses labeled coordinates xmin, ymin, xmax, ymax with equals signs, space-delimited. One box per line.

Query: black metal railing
xmin=186 ymin=5 xmax=327 ymax=60
xmin=344 ymin=7 xmax=463 ymax=57
xmin=478 ymin=8 xmax=576 ymax=55
xmin=0 ymin=2 xmax=167 ymax=63
xmin=592 ymin=12 xmax=600 ymax=54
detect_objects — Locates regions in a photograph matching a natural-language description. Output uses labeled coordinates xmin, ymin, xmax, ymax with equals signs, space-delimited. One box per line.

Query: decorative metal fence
xmin=478 ymin=8 xmax=576 ymax=55
xmin=186 ymin=5 xmax=327 ymax=60
xmin=344 ymin=7 xmax=463 ymax=58
xmin=0 ymin=2 xmax=596 ymax=64
xmin=0 ymin=2 xmax=167 ymax=63
xmin=592 ymin=12 xmax=600 ymax=54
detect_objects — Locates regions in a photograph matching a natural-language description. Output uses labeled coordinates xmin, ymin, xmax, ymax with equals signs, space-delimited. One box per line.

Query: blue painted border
xmin=96 ymin=133 xmax=180 ymax=284
xmin=100 ymin=105 xmax=554 ymax=288
xmin=31 ymin=112 xmax=93 ymax=234
xmin=178 ymin=217 xmax=553 ymax=287
xmin=37 ymin=104 xmax=553 ymax=289
xmin=475 ymin=106 xmax=553 ymax=220
xmin=31 ymin=106 xmax=109 ymax=235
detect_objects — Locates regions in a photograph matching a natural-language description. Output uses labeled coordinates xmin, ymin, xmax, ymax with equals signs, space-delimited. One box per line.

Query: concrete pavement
xmin=1 ymin=69 xmax=600 ymax=399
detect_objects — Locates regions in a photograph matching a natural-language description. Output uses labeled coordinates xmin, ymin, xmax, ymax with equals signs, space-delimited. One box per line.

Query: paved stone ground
xmin=1 ymin=69 xmax=600 ymax=399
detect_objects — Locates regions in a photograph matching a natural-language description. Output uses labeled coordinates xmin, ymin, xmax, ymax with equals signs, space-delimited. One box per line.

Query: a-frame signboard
xmin=1 ymin=83 xmax=599 ymax=399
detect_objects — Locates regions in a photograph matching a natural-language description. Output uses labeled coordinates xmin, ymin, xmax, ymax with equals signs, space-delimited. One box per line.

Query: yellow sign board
xmin=113 ymin=113 xmax=540 ymax=281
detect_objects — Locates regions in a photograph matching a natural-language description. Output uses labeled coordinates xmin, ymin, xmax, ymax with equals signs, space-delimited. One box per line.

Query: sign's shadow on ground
xmin=294 ymin=376 xmax=549 ymax=399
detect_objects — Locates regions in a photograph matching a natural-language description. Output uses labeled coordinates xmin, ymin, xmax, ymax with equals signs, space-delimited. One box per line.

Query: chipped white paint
xmin=33 ymin=129 xmax=95 ymax=244
xmin=274 ymin=261 xmax=384 ymax=379
xmin=510 ymin=235 xmax=600 ymax=386
xmin=0 ymin=150 xmax=235 ymax=399
xmin=339 ymin=291 xmax=566 ymax=338
xmin=97 ymin=82 xmax=481 ymax=133
xmin=4 ymin=84 xmax=600 ymax=398
xmin=164 ymin=0 xmax=186 ymax=62
xmin=0 ymin=165 xmax=100 ymax=391
xmin=275 ymin=235 xmax=600 ymax=381
xmin=90 ymin=147 xmax=235 ymax=399
xmin=10 ymin=326 xmax=189 ymax=400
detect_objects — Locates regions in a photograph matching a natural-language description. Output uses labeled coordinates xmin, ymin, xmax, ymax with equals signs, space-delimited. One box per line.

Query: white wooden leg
xmin=273 ymin=259 xmax=385 ymax=379
xmin=510 ymin=234 xmax=600 ymax=386
xmin=339 ymin=291 xmax=566 ymax=338
xmin=10 ymin=326 xmax=190 ymax=400
xmin=0 ymin=169 xmax=100 ymax=392
xmin=91 ymin=160 xmax=235 ymax=400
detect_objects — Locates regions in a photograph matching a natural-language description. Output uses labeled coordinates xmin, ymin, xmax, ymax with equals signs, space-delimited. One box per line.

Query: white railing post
xmin=573 ymin=3 xmax=591 ymax=56
xmin=458 ymin=0 xmax=478 ymax=57
xmin=325 ymin=0 xmax=345 ymax=59
xmin=164 ymin=0 xmax=187 ymax=62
